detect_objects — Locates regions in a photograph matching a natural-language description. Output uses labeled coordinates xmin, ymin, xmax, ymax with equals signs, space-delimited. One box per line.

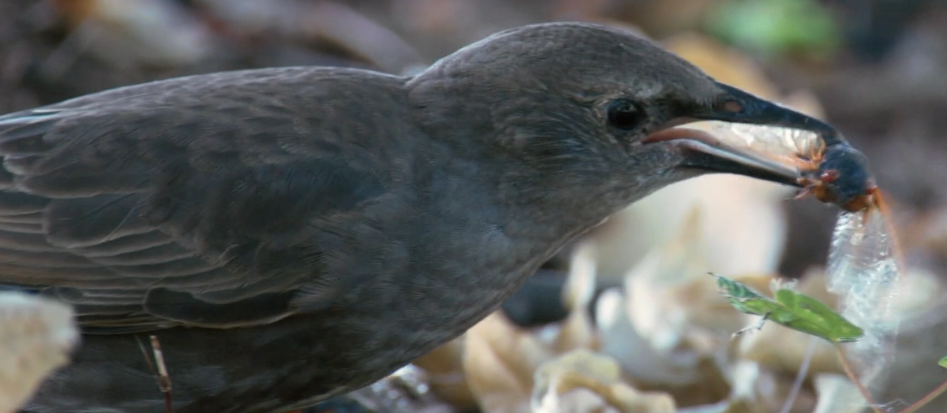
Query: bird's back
xmin=0 ymin=66 xmax=448 ymax=412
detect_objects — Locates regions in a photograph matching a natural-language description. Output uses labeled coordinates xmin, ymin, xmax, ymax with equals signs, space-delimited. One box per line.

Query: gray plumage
xmin=0 ymin=22 xmax=832 ymax=413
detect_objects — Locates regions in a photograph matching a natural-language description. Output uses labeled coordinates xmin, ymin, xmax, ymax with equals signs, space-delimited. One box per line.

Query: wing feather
xmin=0 ymin=67 xmax=402 ymax=332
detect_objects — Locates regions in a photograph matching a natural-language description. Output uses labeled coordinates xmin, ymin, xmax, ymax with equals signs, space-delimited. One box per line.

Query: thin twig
xmin=136 ymin=335 xmax=156 ymax=373
xmin=779 ymin=336 xmax=817 ymax=413
xmin=897 ymin=377 xmax=947 ymax=413
xmin=149 ymin=335 xmax=174 ymax=413
xmin=834 ymin=343 xmax=884 ymax=413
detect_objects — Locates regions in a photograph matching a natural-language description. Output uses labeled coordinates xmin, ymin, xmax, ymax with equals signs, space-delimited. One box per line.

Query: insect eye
xmin=606 ymin=99 xmax=645 ymax=130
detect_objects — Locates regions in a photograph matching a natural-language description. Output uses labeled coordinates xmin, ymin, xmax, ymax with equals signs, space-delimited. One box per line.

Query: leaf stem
xmin=897 ymin=377 xmax=947 ymax=413
xmin=833 ymin=343 xmax=947 ymax=413
xmin=834 ymin=343 xmax=884 ymax=413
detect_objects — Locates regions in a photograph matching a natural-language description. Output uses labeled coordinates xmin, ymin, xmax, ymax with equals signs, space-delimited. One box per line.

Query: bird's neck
xmin=496 ymin=168 xmax=667 ymax=248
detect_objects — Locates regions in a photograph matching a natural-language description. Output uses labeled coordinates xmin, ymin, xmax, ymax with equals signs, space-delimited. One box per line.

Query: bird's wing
xmin=0 ymin=67 xmax=405 ymax=333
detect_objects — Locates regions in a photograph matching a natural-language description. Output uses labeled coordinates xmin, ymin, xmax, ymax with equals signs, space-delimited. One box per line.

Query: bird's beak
xmin=694 ymin=82 xmax=837 ymax=137
xmin=642 ymin=81 xmax=839 ymax=188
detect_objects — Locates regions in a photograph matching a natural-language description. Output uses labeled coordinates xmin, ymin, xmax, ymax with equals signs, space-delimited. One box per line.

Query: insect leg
xmin=732 ymin=312 xmax=771 ymax=339
xmin=792 ymin=187 xmax=812 ymax=201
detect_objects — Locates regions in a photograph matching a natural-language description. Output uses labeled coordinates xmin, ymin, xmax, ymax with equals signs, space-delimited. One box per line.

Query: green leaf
xmin=706 ymin=0 xmax=841 ymax=56
xmin=712 ymin=273 xmax=864 ymax=343
xmin=938 ymin=356 xmax=947 ymax=369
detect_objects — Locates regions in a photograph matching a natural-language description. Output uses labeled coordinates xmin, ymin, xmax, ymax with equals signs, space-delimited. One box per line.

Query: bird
xmin=0 ymin=21 xmax=836 ymax=413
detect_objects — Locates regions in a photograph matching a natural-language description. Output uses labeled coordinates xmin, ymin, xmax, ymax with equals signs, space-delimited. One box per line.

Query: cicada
xmin=710 ymin=122 xmax=905 ymax=391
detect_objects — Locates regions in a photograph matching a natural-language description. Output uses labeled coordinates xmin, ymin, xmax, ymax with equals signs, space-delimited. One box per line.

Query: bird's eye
xmin=606 ymin=99 xmax=644 ymax=130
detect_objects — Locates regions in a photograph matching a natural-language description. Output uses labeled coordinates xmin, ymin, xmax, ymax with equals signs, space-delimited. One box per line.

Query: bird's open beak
xmin=642 ymin=82 xmax=839 ymax=188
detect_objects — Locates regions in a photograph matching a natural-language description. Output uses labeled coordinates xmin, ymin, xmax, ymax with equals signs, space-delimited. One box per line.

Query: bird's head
xmin=408 ymin=22 xmax=833 ymax=230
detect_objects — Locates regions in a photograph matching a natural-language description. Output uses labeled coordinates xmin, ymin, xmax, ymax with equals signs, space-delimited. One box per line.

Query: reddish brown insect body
xmin=786 ymin=138 xmax=880 ymax=216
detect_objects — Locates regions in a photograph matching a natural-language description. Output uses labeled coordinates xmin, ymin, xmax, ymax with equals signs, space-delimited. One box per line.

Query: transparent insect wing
xmin=826 ymin=209 xmax=901 ymax=327
xmin=708 ymin=122 xmax=824 ymax=170
xmin=826 ymin=207 xmax=901 ymax=389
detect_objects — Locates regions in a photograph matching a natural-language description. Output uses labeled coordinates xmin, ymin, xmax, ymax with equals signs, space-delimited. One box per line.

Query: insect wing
xmin=826 ymin=209 xmax=901 ymax=331
xmin=825 ymin=205 xmax=902 ymax=389
xmin=706 ymin=122 xmax=825 ymax=171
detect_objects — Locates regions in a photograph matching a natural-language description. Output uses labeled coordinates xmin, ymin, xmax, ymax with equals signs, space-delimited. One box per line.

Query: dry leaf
xmin=663 ymin=33 xmax=825 ymax=119
xmin=596 ymin=291 xmax=732 ymax=408
xmin=596 ymin=282 xmax=705 ymax=388
xmin=618 ymin=0 xmax=717 ymax=38
xmin=49 ymin=0 xmax=215 ymax=69
xmin=625 ymin=206 xmax=749 ymax=340
xmin=198 ymin=0 xmax=425 ymax=74
xmin=595 ymin=288 xmax=671 ymax=379
xmin=678 ymin=359 xmax=819 ymax=413
xmin=343 ymin=365 xmax=455 ymax=413
xmin=531 ymin=349 xmax=676 ymax=413
xmin=412 ymin=338 xmax=477 ymax=410
xmin=591 ymin=171 xmax=792 ymax=285
xmin=464 ymin=311 xmax=552 ymax=413
xmin=464 ymin=242 xmax=603 ymax=412
xmin=664 ymin=33 xmax=781 ymax=100
xmin=425 ymin=242 xmax=603 ymax=412
xmin=554 ymin=242 xmax=601 ymax=353
xmin=594 ymin=207 xmax=736 ymax=407
xmin=0 ymin=292 xmax=80 ymax=413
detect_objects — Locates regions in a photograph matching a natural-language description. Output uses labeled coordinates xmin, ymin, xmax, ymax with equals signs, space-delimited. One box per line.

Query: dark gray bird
xmin=0 ymin=22 xmax=831 ymax=413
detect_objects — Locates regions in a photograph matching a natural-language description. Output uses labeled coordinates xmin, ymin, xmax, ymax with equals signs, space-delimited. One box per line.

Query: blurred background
xmin=3 ymin=0 xmax=947 ymax=412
